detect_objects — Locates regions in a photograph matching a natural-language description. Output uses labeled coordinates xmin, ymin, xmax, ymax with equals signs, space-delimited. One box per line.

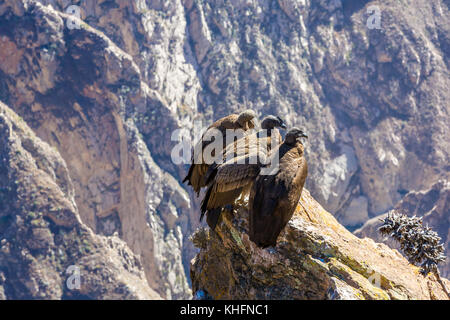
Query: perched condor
xmin=183 ymin=110 xmax=256 ymax=196
xmin=200 ymin=115 xmax=287 ymax=230
xmin=249 ymin=127 xmax=308 ymax=248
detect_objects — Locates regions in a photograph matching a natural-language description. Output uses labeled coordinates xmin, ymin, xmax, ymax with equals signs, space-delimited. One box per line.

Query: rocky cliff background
xmin=0 ymin=0 xmax=448 ymax=299
xmin=190 ymin=190 xmax=450 ymax=300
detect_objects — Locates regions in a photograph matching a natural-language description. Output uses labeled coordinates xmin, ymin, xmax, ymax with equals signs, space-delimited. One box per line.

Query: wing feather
xmin=222 ymin=132 xmax=270 ymax=163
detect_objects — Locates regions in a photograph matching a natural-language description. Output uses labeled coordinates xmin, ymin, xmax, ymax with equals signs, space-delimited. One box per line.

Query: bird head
xmin=261 ymin=115 xmax=287 ymax=130
xmin=285 ymin=127 xmax=308 ymax=145
xmin=237 ymin=109 xmax=256 ymax=130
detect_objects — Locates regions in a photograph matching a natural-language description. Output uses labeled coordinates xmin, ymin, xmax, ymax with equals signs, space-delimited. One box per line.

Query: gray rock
xmin=0 ymin=0 xmax=448 ymax=298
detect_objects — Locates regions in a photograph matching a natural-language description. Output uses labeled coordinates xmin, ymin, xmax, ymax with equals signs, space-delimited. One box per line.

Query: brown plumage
xmin=201 ymin=154 xmax=263 ymax=230
xmin=200 ymin=116 xmax=287 ymax=230
xmin=221 ymin=115 xmax=286 ymax=161
xmin=249 ymin=127 xmax=308 ymax=248
xmin=183 ymin=110 xmax=256 ymax=195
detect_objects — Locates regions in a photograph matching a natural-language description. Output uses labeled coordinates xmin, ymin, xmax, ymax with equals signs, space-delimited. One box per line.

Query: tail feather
xmin=183 ymin=165 xmax=194 ymax=184
xmin=249 ymin=215 xmax=283 ymax=248
xmin=200 ymin=184 xmax=213 ymax=221
xmin=185 ymin=164 xmax=209 ymax=195
xmin=200 ymin=184 xmax=224 ymax=230
xmin=206 ymin=208 xmax=222 ymax=230
xmin=203 ymin=163 xmax=218 ymax=186
xmin=250 ymin=233 xmax=276 ymax=248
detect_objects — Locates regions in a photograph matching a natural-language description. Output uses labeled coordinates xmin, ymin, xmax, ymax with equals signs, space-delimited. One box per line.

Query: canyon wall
xmin=0 ymin=0 xmax=448 ymax=297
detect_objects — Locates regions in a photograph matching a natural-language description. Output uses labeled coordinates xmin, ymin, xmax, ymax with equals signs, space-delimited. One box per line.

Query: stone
xmin=0 ymin=102 xmax=160 ymax=299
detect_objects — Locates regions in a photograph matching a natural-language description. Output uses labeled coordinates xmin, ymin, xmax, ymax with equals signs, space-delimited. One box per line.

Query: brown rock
xmin=0 ymin=101 xmax=160 ymax=299
xmin=0 ymin=0 xmax=191 ymax=298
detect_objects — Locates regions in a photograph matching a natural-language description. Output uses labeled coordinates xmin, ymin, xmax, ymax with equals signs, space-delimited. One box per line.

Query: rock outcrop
xmin=190 ymin=190 xmax=449 ymax=300
xmin=0 ymin=102 xmax=160 ymax=299
xmin=355 ymin=180 xmax=450 ymax=278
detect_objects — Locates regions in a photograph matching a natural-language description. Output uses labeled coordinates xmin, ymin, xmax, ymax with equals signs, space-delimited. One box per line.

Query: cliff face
xmin=0 ymin=0 xmax=448 ymax=299
xmin=0 ymin=0 xmax=190 ymax=298
xmin=0 ymin=102 xmax=160 ymax=299
xmin=30 ymin=0 xmax=448 ymax=220
xmin=190 ymin=190 xmax=449 ymax=300
xmin=355 ymin=180 xmax=450 ymax=278
xmin=182 ymin=0 xmax=450 ymax=223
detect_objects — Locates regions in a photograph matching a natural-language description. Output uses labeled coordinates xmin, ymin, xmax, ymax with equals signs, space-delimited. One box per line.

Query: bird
xmin=183 ymin=109 xmax=256 ymax=196
xmin=200 ymin=115 xmax=287 ymax=230
xmin=249 ymin=127 xmax=308 ymax=248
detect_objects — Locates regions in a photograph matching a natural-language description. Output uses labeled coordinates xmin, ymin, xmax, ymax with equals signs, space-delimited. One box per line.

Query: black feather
xmin=206 ymin=208 xmax=222 ymax=230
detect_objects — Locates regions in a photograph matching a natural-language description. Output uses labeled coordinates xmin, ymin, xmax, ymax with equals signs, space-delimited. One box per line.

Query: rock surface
xmin=0 ymin=0 xmax=190 ymax=298
xmin=0 ymin=101 xmax=160 ymax=299
xmin=190 ymin=190 xmax=449 ymax=300
xmin=355 ymin=180 xmax=450 ymax=278
xmin=31 ymin=0 xmax=449 ymax=221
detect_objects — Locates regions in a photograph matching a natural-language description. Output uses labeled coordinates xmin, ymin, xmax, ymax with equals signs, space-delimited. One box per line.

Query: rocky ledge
xmin=190 ymin=190 xmax=449 ymax=300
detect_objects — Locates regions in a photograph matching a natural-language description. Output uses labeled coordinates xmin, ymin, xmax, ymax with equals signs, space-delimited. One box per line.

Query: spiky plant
xmin=378 ymin=210 xmax=449 ymax=297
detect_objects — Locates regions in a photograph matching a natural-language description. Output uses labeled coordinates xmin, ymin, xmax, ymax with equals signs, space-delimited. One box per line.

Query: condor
xmin=249 ymin=127 xmax=308 ymax=248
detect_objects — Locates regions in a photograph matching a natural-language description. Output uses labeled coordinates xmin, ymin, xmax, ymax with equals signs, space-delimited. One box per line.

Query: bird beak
xmin=297 ymin=133 xmax=308 ymax=141
xmin=280 ymin=123 xmax=287 ymax=129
